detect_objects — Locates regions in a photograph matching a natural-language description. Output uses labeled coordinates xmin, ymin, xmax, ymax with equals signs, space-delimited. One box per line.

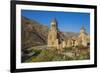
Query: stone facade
xmin=47 ymin=19 xmax=90 ymax=49
xmin=47 ymin=19 xmax=60 ymax=49
xmin=78 ymin=26 xmax=89 ymax=46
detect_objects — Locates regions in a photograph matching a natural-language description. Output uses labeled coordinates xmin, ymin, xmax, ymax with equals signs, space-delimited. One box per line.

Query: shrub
xmin=32 ymin=49 xmax=58 ymax=62
xmin=63 ymin=47 xmax=73 ymax=52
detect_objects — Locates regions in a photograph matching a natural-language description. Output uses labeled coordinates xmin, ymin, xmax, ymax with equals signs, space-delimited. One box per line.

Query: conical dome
xmin=80 ymin=25 xmax=86 ymax=34
xmin=80 ymin=25 xmax=85 ymax=30
xmin=51 ymin=18 xmax=58 ymax=27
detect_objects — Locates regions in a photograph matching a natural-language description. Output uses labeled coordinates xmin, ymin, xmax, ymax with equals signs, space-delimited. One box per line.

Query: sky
xmin=21 ymin=10 xmax=90 ymax=33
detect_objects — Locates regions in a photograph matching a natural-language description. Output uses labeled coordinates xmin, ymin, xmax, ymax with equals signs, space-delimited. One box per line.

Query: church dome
xmin=51 ymin=18 xmax=58 ymax=27
xmin=80 ymin=25 xmax=85 ymax=30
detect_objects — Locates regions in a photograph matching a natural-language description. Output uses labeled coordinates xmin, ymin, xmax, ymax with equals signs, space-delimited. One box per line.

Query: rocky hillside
xmin=62 ymin=32 xmax=79 ymax=40
xmin=21 ymin=16 xmax=49 ymax=50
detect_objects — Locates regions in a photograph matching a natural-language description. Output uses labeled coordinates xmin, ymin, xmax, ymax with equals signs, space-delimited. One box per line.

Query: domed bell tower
xmin=80 ymin=25 xmax=86 ymax=34
xmin=51 ymin=18 xmax=58 ymax=30
xmin=47 ymin=18 xmax=59 ymax=48
xmin=79 ymin=25 xmax=88 ymax=46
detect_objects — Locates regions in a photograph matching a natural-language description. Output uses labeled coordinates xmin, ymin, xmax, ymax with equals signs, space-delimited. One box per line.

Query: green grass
xmin=24 ymin=47 xmax=90 ymax=63
xmin=25 ymin=49 xmax=41 ymax=62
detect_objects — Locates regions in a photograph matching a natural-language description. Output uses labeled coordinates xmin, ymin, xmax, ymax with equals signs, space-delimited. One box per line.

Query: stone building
xmin=47 ymin=18 xmax=90 ymax=50
xmin=47 ymin=18 xmax=60 ymax=49
xmin=78 ymin=26 xmax=90 ymax=46
xmin=66 ymin=26 xmax=90 ymax=47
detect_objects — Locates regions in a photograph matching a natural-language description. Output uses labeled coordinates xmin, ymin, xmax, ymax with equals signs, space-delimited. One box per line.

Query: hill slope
xmin=21 ymin=16 xmax=49 ymax=49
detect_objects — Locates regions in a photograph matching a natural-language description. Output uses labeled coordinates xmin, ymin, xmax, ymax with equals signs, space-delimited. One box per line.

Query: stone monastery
xmin=47 ymin=18 xmax=90 ymax=49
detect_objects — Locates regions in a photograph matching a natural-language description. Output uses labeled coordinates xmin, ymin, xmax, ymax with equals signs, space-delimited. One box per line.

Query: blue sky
xmin=21 ymin=10 xmax=90 ymax=33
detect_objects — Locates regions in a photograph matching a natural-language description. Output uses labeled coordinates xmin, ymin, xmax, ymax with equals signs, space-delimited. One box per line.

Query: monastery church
xmin=47 ymin=18 xmax=90 ymax=50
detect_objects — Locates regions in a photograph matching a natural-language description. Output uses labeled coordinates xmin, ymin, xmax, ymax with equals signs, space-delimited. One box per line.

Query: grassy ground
xmin=23 ymin=46 xmax=90 ymax=63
